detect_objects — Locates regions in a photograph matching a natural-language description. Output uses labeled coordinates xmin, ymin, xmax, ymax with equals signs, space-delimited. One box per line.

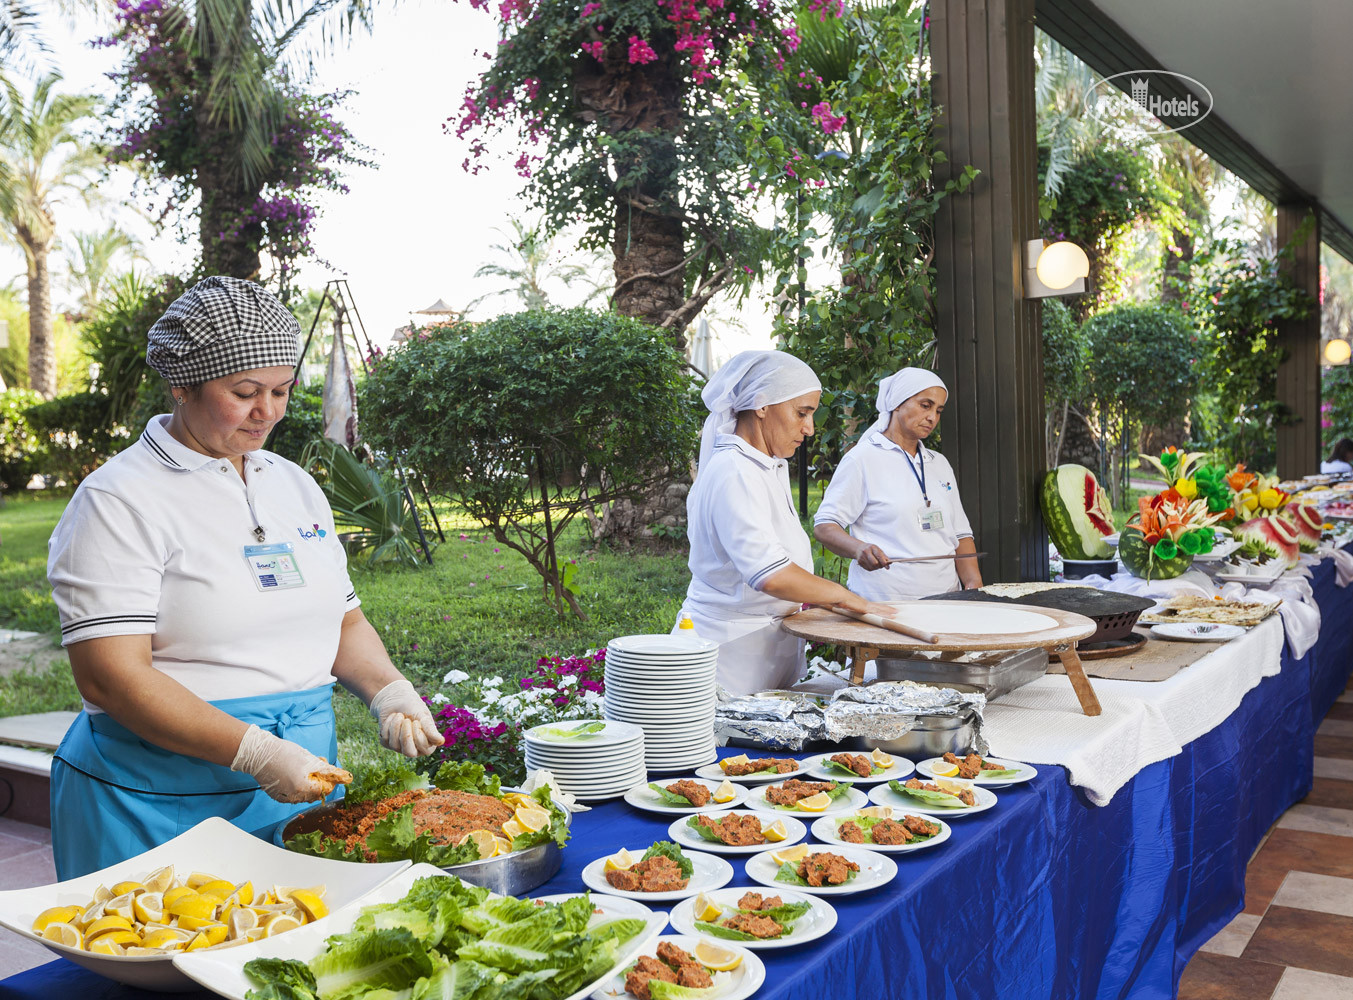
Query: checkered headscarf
xmin=145 ymin=276 xmax=301 ymax=385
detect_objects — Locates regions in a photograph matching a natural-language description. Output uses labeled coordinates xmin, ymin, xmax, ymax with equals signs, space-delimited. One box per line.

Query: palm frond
xmin=301 ymin=439 xmax=425 ymax=567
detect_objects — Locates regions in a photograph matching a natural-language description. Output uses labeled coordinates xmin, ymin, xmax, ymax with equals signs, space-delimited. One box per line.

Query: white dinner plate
xmin=581 ymin=847 xmax=734 ymax=902
xmin=1151 ymin=622 xmax=1247 ymax=641
xmin=607 ymin=634 xmax=720 ymax=656
xmin=744 ymin=783 xmax=869 ymax=816
xmin=915 ymin=756 xmax=1037 ymax=785
xmin=624 ymin=779 xmax=748 ymax=814
xmin=175 ymin=866 xmax=666 ymax=1000
xmin=668 ymin=888 xmax=837 ymax=950
xmin=524 ymin=720 xmax=645 ymax=747
xmin=1191 ymin=538 xmax=1242 ymax=563
xmin=666 ymin=811 xmax=808 ymax=855
xmin=0 ymin=816 xmax=409 ymax=992
xmin=810 ymin=812 xmax=952 ymax=854
xmin=868 ymin=780 xmax=998 ymax=816
xmin=798 ymin=751 xmax=915 ymax=784
xmin=694 ymin=760 xmax=806 ymax=784
xmin=743 ymin=845 xmax=898 ymax=896
xmin=588 ymin=934 xmax=765 ymax=1000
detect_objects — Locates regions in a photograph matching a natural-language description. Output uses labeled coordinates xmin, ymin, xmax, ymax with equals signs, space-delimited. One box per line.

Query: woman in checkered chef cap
xmin=45 ymin=276 xmax=443 ymax=879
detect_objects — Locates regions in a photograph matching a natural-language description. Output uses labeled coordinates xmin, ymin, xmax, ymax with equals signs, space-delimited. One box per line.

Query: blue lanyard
xmin=902 ymin=447 xmax=930 ymax=507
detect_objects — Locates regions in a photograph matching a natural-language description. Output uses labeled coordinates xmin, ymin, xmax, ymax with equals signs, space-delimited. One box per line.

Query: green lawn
xmin=0 ymin=492 xmax=68 ymax=634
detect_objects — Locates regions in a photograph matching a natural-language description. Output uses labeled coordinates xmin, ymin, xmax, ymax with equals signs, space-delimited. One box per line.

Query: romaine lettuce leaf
xmin=647 ymin=783 xmax=702 ymax=807
xmin=587 ymin=917 xmax=645 ymax=946
xmin=683 ymin=816 xmax=726 ymax=844
xmin=344 ymin=762 xmax=427 ymax=806
xmin=748 ymin=901 xmax=812 ymax=924
xmin=889 ymin=779 xmax=969 ymax=808
xmin=431 ymin=761 xmax=501 ymax=796
xmin=283 ymin=828 xmax=366 ymax=862
xmin=457 ymin=896 xmax=542 ymax=936
xmin=308 ymin=928 xmax=433 ymax=998
xmin=772 ymin=860 xmax=857 ymax=886
xmin=506 ymin=785 xmax=570 ymax=854
xmin=409 ymin=960 xmax=493 ymax=1000
xmin=641 ymin=840 xmax=693 ymax=879
xmin=980 ymin=769 xmax=1021 ymax=779
xmin=650 ymin=977 xmax=729 ymax=1000
xmin=455 ymin=911 xmax=583 ymax=972
xmin=533 ymin=721 xmax=606 ymax=740
xmin=822 ymin=758 xmax=882 ymax=777
xmin=244 ymin=957 xmax=319 ymax=1000
xmin=769 ymin=781 xmax=850 ymax=811
xmin=693 ymin=921 xmax=788 ymax=942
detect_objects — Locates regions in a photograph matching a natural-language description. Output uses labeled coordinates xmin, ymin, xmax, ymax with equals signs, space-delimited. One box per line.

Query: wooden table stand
xmin=1050 ymin=642 xmax=1102 ymax=716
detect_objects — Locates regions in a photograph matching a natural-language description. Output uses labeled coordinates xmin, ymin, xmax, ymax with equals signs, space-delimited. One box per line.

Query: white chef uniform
xmin=677 ymin=433 xmax=813 ymax=695
xmin=814 ymin=436 xmax=973 ymax=600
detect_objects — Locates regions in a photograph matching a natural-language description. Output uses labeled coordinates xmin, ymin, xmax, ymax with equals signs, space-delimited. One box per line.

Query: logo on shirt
xmin=297 ymin=523 xmax=328 ymax=540
xmin=940 ymin=481 xmax=954 ymax=492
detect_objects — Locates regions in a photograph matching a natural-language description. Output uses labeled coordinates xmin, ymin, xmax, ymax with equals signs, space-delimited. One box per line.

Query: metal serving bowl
xmin=273 ymin=787 xmax=572 ymax=896
xmin=843 ymin=708 xmax=978 ymax=759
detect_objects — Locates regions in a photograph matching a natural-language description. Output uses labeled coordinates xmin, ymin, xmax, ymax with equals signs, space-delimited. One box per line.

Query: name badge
xmin=917 ymin=509 xmax=945 ymax=532
xmin=243 ymin=542 xmax=307 ymax=592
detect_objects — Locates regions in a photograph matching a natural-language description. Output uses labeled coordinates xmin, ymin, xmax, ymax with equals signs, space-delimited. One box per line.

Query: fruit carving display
xmin=1040 ymin=464 xmax=1115 ymax=559
xmin=1120 ymin=485 xmax=1228 ymax=580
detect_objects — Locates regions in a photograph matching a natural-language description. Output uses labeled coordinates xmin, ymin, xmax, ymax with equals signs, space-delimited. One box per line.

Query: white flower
xmin=443 ymin=669 xmax=470 ymax=684
xmin=480 ymin=688 xmax=502 ymax=706
xmin=430 ymin=693 xmax=449 ymax=704
xmin=581 ymin=690 xmax=602 ymax=704
xmin=559 ymin=675 xmax=579 ymax=688
xmin=484 ymin=676 xmax=504 ymax=688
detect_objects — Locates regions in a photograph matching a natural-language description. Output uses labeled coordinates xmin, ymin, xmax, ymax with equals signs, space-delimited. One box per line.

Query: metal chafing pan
xmin=842 ymin=707 xmax=979 ymax=758
xmin=874 ymin=647 xmax=1049 ymax=701
xmin=274 ymin=788 xmax=572 ymax=896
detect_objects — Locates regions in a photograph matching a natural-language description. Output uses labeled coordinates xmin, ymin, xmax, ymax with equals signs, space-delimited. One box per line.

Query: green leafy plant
xmin=0 ymin=389 xmax=46 ymax=493
xmin=23 ymin=392 xmax=132 ymax=485
xmin=81 ymin=272 xmax=183 ymax=426
xmin=301 ymin=439 xmax=426 ymax=568
xmin=360 ymin=308 xmax=699 ymax=617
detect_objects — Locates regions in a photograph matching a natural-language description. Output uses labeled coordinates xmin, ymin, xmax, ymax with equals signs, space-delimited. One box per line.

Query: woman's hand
xmin=369 ymin=679 xmax=445 ymax=758
xmin=230 ymin=725 xmax=353 ymax=803
xmin=854 ymin=543 xmax=892 ymax=571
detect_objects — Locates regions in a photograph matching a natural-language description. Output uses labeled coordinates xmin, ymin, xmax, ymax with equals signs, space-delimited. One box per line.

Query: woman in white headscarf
xmin=677 ymin=350 xmax=891 ymax=695
xmin=813 ymin=367 xmax=981 ymax=600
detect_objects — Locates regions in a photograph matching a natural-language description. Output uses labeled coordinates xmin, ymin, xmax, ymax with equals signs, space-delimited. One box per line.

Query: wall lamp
xmin=1024 ymin=240 xmax=1089 ymax=298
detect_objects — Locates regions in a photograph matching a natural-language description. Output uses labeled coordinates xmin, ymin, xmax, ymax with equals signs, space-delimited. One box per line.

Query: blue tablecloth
xmin=5 ymin=564 xmax=1350 ymax=1000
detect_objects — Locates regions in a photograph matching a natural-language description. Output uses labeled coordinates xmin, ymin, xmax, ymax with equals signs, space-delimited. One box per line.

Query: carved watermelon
xmin=1235 ymin=515 xmax=1302 ymax=566
xmin=1288 ymin=503 xmax=1324 ymax=552
xmin=1118 ymin=516 xmax=1194 ymax=579
xmin=1041 ymin=464 xmax=1115 ymax=560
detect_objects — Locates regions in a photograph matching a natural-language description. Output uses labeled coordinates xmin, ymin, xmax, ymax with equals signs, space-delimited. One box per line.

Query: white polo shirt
xmin=814 ymin=434 xmax=973 ymax=600
xmin=48 ymin=415 xmax=360 ymax=713
xmin=684 ymin=433 xmax=812 ymax=619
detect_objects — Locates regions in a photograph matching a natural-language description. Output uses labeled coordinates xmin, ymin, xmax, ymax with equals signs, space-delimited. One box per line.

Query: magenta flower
xmin=580 ymin=40 xmax=605 ymax=59
xmin=628 ymin=36 xmax=658 ymax=64
xmin=812 ymin=101 xmax=847 ymax=134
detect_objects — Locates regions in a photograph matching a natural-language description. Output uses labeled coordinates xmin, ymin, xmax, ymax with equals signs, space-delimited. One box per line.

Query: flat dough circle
xmin=889 ymin=605 xmax=1058 ymax=636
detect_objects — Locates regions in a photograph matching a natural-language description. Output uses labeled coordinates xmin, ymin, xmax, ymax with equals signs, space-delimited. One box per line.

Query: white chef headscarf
xmin=699 ymin=350 xmax=822 ymax=468
xmin=868 ymin=367 xmax=948 ymax=440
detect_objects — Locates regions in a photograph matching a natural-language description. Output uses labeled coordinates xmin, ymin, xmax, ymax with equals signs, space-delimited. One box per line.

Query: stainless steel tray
xmin=275 ymin=787 xmax=571 ymax=896
xmin=842 ymin=707 xmax=978 ymax=758
xmin=874 ymin=647 xmax=1048 ymax=701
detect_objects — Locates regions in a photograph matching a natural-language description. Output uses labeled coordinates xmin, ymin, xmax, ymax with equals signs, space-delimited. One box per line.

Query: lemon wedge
xmin=227 ymin=907 xmax=259 ymax=941
xmin=31 ymin=905 xmax=81 ymax=934
xmin=930 ymin=760 xmax=960 ymax=777
xmin=694 ymin=940 xmax=743 ymax=971
xmin=92 ymin=929 xmax=142 ymax=949
xmin=794 ymin=791 xmax=833 ymax=812
xmin=857 ymin=805 xmax=893 ymax=820
xmin=692 ymin=892 xmax=723 ymax=923
xmin=501 ymin=818 xmax=527 ymax=840
xmin=186 ymin=872 xmax=224 ymax=890
xmin=87 ymin=939 xmax=122 ymax=956
xmin=41 ymin=922 xmax=82 ymax=948
xmin=290 ymin=889 xmax=328 ymax=924
xmin=492 ymin=836 xmax=513 ymax=858
xmin=935 ymin=777 xmax=970 ymax=795
xmin=196 ymin=879 xmax=235 ymax=901
xmin=200 ymin=922 xmax=229 ymax=946
xmin=264 ymin=913 xmax=303 ymax=937
xmin=110 ymin=881 xmax=145 ymax=898
xmin=514 ymin=805 xmax=551 ymax=833
xmin=176 ymin=913 xmax=219 ymax=932
xmin=84 ymin=915 xmax=133 ymax=940
xmin=133 ymin=892 xmax=164 ymax=926
xmin=770 ymin=843 xmax=811 ymax=865
xmin=761 ymin=819 xmax=789 ymax=842
xmin=712 ymin=779 xmax=737 ymax=804
xmin=162 ymin=886 xmax=198 ymax=908
xmin=142 ymin=928 xmax=186 ymax=950
xmin=500 ymin=792 xmax=533 ymax=809
xmin=456 ymin=829 xmax=498 ymax=860
xmin=183 ymin=932 xmax=211 ymax=952
xmin=168 ymin=894 xmax=217 ymax=922
xmin=231 ymin=880 xmax=255 ymax=906
xmin=104 ymin=892 xmax=136 ymax=922
xmin=143 ymin=865 xmax=176 ymax=895
xmin=719 ymin=754 xmax=750 ymax=772
xmin=604 ymin=848 xmax=639 ymax=872
xmin=90 ymin=884 xmax=113 ymax=906
xmin=76 ymin=903 xmax=105 ymax=929
xmin=870 ymin=748 xmax=894 ymax=769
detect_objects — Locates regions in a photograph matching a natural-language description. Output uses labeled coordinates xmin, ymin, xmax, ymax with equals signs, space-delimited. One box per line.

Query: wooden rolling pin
xmin=826 ymin=606 xmax=940 ymax=645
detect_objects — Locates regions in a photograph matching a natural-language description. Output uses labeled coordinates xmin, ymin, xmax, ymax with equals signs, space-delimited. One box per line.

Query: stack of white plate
xmin=603 ymin=633 xmax=719 ymax=771
xmin=522 ymin=720 xmax=646 ymax=802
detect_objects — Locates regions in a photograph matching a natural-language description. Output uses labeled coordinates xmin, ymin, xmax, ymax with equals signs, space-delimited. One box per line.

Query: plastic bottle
xmin=677 ymin=613 xmax=698 ymax=635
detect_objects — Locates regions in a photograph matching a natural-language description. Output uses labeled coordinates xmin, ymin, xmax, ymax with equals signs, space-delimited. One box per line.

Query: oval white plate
xmin=745 ymin=783 xmax=869 ymax=816
xmin=1151 ymin=622 xmax=1246 ymax=642
xmin=588 ymin=933 xmax=765 ymax=1000
xmin=868 ymin=780 xmax=998 ymax=816
xmin=668 ymin=888 xmax=837 ymax=950
xmin=582 ymin=847 xmax=733 ymax=902
xmin=798 ymin=751 xmax=915 ymax=784
xmin=666 ymin=811 xmax=808 ymax=855
xmin=810 ymin=812 xmax=952 ymax=853
xmin=624 ymin=779 xmax=748 ymax=815
xmin=915 ymin=756 xmax=1037 ymax=785
xmin=743 ymin=845 xmax=897 ymax=896
xmin=694 ymin=760 xmax=805 ymax=784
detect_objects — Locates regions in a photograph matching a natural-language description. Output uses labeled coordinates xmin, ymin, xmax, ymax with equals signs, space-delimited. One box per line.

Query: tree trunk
xmin=25 ymin=239 xmax=56 ymax=399
xmin=195 ymin=98 xmax=263 ymax=280
xmin=613 ymin=201 xmax=686 ymax=346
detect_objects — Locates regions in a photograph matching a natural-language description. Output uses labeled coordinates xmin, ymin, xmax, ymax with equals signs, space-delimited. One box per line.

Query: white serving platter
xmin=0 ymin=816 xmax=409 ymax=991
xmin=1209 ymin=560 xmax=1288 ymax=586
xmin=667 ymin=888 xmax=837 ymax=951
xmin=607 ymin=634 xmax=720 ymax=656
xmin=867 ymin=780 xmax=998 ymax=817
xmin=915 ymin=756 xmax=1037 ymax=785
xmin=666 ymin=811 xmax=808 ymax=855
xmin=743 ymin=845 xmax=898 ymax=896
xmin=694 ymin=760 xmax=806 ymax=784
xmin=744 ymin=784 xmax=870 ymax=816
xmin=809 ymin=812 xmax=952 ymax=854
xmin=624 ymin=779 xmax=747 ymax=815
xmin=175 ymin=865 xmax=667 ymax=1000
xmin=1151 ymin=623 xmax=1247 ymax=642
xmin=798 ymin=751 xmax=915 ymax=785
xmin=581 ymin=847 xmax=734 ymax=902
xmin=588 ymin=933 xmax=765 ymax=1000
xmin=524 ymin=720 xmax=645 ymax=747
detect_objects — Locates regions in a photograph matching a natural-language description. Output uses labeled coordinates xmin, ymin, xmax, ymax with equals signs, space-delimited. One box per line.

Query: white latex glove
xmin=230 ymin=724 xmax=352 ymax=803
xmin=369 ymin=679 xmax=444 ymax=758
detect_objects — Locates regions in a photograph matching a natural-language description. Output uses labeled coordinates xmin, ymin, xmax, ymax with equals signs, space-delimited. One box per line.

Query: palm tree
xmin=63 ymin=225 xmax=143 ymax=320
xmin=467 ymin=218 xmax=600 ymax=313
xmin=0 ymin=2 xmax=44 ymax=73
xmin=0 ymin=74 xmax=101 ymax=398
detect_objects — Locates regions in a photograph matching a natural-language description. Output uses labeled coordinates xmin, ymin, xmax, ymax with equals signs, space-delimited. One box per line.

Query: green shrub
xmin=0 ymin=389 xmax=47 ymax=493
xmin=266 ymin=381 xmax=324 ymax=464
xmin=24 ymin=392 xmax=132 ymax=485
xmin=360 ymin=308 xmax=699 ymax=617
xmin=82 ymin=273 xmax=185 ymax=425
xmin=1082 ymin=303 xmax=1200 ymax=427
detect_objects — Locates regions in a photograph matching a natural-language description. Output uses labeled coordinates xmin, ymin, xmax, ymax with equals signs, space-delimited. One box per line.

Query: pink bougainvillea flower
xmin=580 ymin=39 xmax=605 ymax=59
xmin=811 ymin=100 xmax=847 ymax=134
xmin=628 ymin=35 xmax=658 ymax=64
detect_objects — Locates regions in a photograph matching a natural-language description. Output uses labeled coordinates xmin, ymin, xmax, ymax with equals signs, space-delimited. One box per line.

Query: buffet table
xmin=4 ymin=560 xmax=1350 ymax=1000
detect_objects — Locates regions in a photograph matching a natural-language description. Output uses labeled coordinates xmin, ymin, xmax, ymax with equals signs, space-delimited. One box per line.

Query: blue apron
xmin=50 ymin=684 xmax=341 ymax=881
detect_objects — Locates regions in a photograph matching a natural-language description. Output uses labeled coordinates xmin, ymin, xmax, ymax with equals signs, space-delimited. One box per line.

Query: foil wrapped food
xmin=714 ymin=681 xmax=987 ymax=752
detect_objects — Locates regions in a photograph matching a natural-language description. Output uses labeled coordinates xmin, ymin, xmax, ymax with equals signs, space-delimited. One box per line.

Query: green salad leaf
xmin=770 ymin=781 xmax=851 ymax=811
xmin=889 ymin=779 xmax=969 ymax=808
xmin=773 ymin=860 xmax=858 ymax=887
xmin=822 ymin=758 xmax=882 ymax=777
xmin=693 ymin=899 xmax=812 ymax=942
xmin=648 ymin=782 xmax=705 ymax=807
xmin=650 ymin=980 xmax=727 ymax=1000
xmin=980 ymin=768 xmax=1022 ymax=779
xmin=431 ymin=760 xmax=501 ymax=796
xmin=684 ymin=816 xmax=727 ymax=844
xmin=534 ymin=721 xmax=607 ymax=740
xmin=836 ymin=814 xmax=938 ymax=845
xmin=243 ymin=958 xmax=319 ymax=1000
xmin=309 ymin=927 xmax=434 ymax=998
xmin=642 ymin=840 xmax=694 ymax=879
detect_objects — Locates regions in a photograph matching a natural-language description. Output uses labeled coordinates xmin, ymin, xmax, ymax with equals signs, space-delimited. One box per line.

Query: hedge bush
xmin=0 ymin=389 xmax=47 ymax=493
